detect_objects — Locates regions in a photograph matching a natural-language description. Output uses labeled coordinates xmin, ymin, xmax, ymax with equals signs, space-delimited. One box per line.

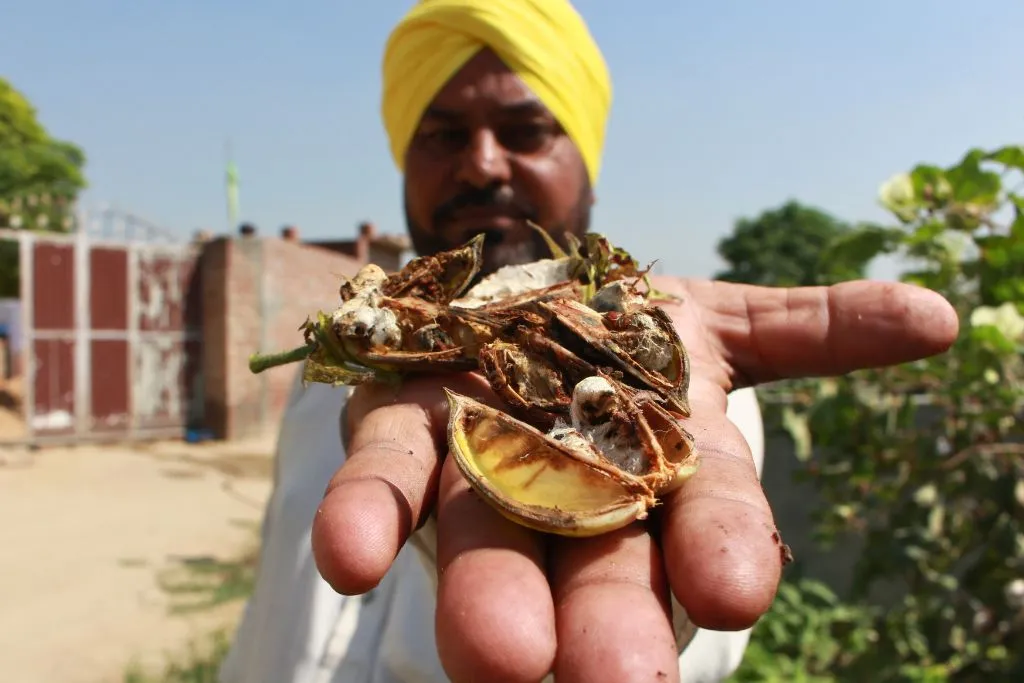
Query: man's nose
xmin=454 ymin=128 xmax=511 ymax=188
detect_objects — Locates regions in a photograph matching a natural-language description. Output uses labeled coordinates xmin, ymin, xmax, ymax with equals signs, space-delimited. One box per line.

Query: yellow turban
xmin=381 ymin=0 xmax=613 ymax=185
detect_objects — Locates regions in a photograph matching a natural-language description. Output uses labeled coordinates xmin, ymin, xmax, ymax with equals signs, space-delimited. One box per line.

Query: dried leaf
xmin=782 ymin=406 xmax=813 ymax=461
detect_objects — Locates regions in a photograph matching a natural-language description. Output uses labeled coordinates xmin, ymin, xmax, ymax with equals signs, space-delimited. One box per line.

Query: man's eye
xmin=418 ymin=127 xmax=469 ymax=150
xmin=499 ymin=123 xmax=555 ymax=153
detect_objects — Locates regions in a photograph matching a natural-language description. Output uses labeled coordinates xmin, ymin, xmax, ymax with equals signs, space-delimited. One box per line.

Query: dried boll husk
xmin=247 ymin=228 xmax=699 ymax=537
xmin=445 ymin=372 xmax=698 ymax=537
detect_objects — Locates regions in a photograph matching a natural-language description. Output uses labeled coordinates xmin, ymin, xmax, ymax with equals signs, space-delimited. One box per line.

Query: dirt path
xmin=0 ymin=434 xmax=277 ymax=683
xmin=0 ymin=377 xmax=27 ymax=441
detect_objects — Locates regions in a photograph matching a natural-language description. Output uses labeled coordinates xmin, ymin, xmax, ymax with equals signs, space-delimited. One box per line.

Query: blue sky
xmin=4 ymin=0 xmax=1021 ymax=279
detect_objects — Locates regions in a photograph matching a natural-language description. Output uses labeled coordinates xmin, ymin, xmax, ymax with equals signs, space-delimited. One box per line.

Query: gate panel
xmin=32 ymin=243 xmax=74 ymax=330
xmin=30 ymin=241 xmax=76 ymax=435
xmin=88 ymin=243 xmax=131 ymax=434
xmin=90 ymin=248 xmax=128 ymax=330
xmin=16 ymin=213 xmax=204 ymax=444
xmin=133 ymin=248 xmax=202 ymax=431
xmin=31 ymin=338 xmax=75 ymax=433
xmin=90 ymin=339 xmax=129 ymax=431
xmin=138 ymin=252 xmax=187 ymax=331
xmin=134 ymin=337 xmax=187 ymax=429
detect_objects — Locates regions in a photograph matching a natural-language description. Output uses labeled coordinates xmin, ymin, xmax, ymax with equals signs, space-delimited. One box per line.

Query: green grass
xmin=156 ymin=548 xmax=258 ymax=615
xmin=114 ymin=540 xmax=259 ymax=682
xmin=121 ymin=631 xmax=232 ymax=683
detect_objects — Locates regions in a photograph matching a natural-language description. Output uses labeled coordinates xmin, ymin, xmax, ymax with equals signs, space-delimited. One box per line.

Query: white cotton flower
xmin=1004 ymin=579 xmax=1024 ymax=610
xmin=878 ymin=172 xmax=917 ymax=221
xmin=933 ymin=230 xmax=971 ymax=261
xmin=970 ymin=302 xmax=1024 ymax=342
xmin=879 ymin=172 xmax=914 ymax=206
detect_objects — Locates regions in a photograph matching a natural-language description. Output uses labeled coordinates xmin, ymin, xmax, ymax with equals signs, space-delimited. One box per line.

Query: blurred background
xmin=1 ymin=1 xmax=1021 ymax=681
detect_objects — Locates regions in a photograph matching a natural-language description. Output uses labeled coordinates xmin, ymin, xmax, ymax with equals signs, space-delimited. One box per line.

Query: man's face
xmin=402 ymin=49 xmax=594 ymax=276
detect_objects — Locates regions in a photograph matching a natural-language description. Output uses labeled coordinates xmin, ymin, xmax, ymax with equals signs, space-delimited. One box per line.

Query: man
xmin=219 ymin=1 xmax=959 ymax=682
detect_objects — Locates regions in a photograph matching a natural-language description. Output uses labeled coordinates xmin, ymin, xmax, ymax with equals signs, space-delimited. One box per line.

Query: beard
xmin=407 ymin=223 xmax=562 ymax=279
xmin=403 ymin=185 xmax=592 ymax=282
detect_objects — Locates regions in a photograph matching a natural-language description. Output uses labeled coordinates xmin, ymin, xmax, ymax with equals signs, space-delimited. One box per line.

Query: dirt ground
xmin=0 ymin=375 xmax=27 ymax=441
xmin=0 ymin=431 xmax=278 ymax=683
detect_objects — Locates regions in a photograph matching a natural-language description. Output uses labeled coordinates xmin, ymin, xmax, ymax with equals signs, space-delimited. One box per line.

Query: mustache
xmin=432 ymin=185 xmax=538 ymax=225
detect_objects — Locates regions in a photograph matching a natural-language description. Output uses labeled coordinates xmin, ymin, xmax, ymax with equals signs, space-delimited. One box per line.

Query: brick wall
xmin=305 ymin=220 xmax=410 ymax=273
xmin=201 ymin=235 xmax=364 ymax=440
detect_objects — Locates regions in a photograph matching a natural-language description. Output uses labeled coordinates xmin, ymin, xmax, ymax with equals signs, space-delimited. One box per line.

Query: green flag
xmin=225 ymin=148 xmax=240 ymax=230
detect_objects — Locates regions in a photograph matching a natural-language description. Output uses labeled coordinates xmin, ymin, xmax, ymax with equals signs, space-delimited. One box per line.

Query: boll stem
xmin=249 ymin=344 xmax=315 ymax=374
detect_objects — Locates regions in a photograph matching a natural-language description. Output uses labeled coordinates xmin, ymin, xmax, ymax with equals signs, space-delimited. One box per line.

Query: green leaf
xmin=819 ymin=225 xmax=904 ymax=274
xmin=528 ymin=220 xmax=568 ymax=259
xmin=801 ymin=579 xmax=841 ymax=606
xmin=969 ymin=324 xmax=1017 ymax=353
xmin=906 ymin=219 xmax=949 ymax=246
xmin=0 ymin=79 xmax=87 ymax=201
xmin=1010 ymin=194 xmax=1024 ymax=238
xmin=985 ymin=144 xmax=1024 ymax=171
xmin=909 ymin=164 xmax=953 ymax=205
xmin=302 ymin=353 xmax=377 ymax=386
xmin=946 ymin=148 xmax=1002 ymax=208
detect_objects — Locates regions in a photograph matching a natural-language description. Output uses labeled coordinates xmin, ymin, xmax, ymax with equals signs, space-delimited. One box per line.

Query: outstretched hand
xmin=310 ymin=278 xmax=958 ymax=683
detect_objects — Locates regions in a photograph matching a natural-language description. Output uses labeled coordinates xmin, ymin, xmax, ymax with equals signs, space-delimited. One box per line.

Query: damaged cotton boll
xmin=626 ymin=313 xmax=675 ymax=373
xmin=590 ymin=280 xmax=645 ymax=314
xmin=331 ymin=263 xmax=404 ymax=350
xmin=568 ymin=376 xmax=648 ymax=475
xmin=412 ymin=323 xmax=455 ymax=351
xmin=569 ymin=375 xmax=618 ymax=427
xmin=249 ymin=230 xmax=701 ymax=538
xmin=332 ymin=295 xmax=402 ymax=350
xmin=453 ymin=258 xmax=573 ymax=309
xmin=340 ymin=263 xmax=389 ymax=301
xmin=548 ymin=421 xmax=615 ymax=468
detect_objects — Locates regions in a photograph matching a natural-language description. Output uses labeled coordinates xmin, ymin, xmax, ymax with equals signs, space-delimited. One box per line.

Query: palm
xmin=311 ymin=277 xmax=958 ymax=683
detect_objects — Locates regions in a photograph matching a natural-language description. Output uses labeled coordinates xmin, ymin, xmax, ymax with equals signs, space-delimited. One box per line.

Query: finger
xmin=660 ymin=376 xmax=784 ymax=630
xmin=549 ymin=525 xmax=680 ymax=683
xmin=691 ymin=279 xmax=959 ymax=386
xmin=310 ymin=373 xmax=489 ymax=595
xmin=434 ymin=454 xmax=556 ymax=683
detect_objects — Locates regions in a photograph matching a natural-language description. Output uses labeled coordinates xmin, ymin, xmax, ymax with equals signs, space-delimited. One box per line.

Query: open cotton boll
xmin=590 ymin=280 xmax=645 ymax=314
xmin=566 ymin=376 xmax=649 ymax=475
xmin=452 ymin=258 xmax=573 ymax=309
xmin=340 ymin=263 xmax=390 ymax=302
xmin=351 ymin=263 xmax=388 ymax=290
xmin=332 ymin=296 xmax=402 ymax=349
xmin=629 ymin=313 xmax=675 ymax=373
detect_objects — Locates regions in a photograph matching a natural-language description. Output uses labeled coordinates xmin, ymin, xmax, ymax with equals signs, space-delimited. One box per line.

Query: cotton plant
xmin=746 ymin=143 xmax=1024 ymax=681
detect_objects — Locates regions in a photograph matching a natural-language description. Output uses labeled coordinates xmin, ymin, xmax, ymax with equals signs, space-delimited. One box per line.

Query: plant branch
xmin=939 ymin=442 xmax=1024 ymax=471
xmin=248 ymin=344 xmax=314 ymax=374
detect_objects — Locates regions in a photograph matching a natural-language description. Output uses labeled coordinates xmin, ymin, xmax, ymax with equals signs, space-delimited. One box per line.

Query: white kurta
xmin=219 ymin=366 xmax=766 ymax=683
